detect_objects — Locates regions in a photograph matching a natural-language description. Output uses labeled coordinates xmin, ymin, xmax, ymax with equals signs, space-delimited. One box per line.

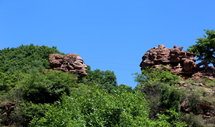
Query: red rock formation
xmin=139 ymin=44 xmax=215 ymax=80
xmin=41 ymin=53 xmax=87 ymax=78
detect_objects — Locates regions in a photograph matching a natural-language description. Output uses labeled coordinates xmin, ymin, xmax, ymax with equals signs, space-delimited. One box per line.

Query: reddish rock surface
xmin=139 ymin=44 xmax=215 ymax=80
xmin=41 ymin=53 xmax=87 ymax=78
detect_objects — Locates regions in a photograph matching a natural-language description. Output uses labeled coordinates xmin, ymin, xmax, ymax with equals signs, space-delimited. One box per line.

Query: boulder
xmin=140 ymin=44 xmax=215 ymax=80
xmin=41 ymin=53 xmax=87 ymax=78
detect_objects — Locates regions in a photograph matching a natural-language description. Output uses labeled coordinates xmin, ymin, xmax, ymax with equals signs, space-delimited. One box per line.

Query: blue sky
xmin=0 ymin=0 xmax=215 ymax=88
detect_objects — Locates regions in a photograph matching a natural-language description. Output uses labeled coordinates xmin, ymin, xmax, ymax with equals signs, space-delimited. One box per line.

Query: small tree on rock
xmin=187 ymin=29 xmax=215 ymax=66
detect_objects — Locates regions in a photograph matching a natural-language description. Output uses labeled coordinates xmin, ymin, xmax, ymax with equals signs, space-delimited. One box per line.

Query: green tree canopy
xmin=29 ymin=85 xmax=186 ymax=127
xmin=22 ymin=69 xmax=77 ymax=104
xmin=80 ymin=65 xmax=118 ymax=93
xmin=81 ymin=65 xmax=117 ymax=86
xmin=187 ymin=29 xmax=215 ymax=66
xmin=0 ymin=44 xmax=64 ymax=75
xmin=158 ymin=86 xmax=181 ymax=112
xmin=134 ymin=66 xmax=180 ymax=87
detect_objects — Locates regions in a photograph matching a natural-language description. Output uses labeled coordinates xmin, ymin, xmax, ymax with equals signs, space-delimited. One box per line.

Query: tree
xmin=0 ymin=72 xmax=19 ymax=92
xmin=187 ymin=29 xmax=215 ymax=66
xmin=22 ymin=69 xmax=77 ymax=104
xmin=29 ymin=85 xmax=186 ymax=127
xmin=80 ymin=65 xmax=118 ymax=93
xmin=0 ymin=44 xmax=64 ymax=75
xmin=134 ymin=66 xmax=180 ymax=86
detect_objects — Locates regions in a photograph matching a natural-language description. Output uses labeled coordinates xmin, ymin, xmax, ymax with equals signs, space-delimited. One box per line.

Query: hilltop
xmin=0 ymin=29 xmax=215 ymax=127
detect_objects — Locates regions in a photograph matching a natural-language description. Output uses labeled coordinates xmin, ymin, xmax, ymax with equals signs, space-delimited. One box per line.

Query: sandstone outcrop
xmin=139 ymin=44 xmax=215 ymax=80
xmin=41 ymin=53 xmax=87 ymax=78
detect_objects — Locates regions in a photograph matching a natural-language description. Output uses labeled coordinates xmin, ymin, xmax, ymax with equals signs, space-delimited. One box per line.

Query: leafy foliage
xmin=157 ymin=109 xmax=185 ymax=126
xmin=18 ymin=102 xmax=48 ymax=127
xmin=30 ymin=85 xmax=186 ymax=127
xmin=158 ymin=86 xmax=181 ymax=112
xmin=0 ymin=44 xmax=190 ymax=126
xmin=118 ymin=84 xmax=133 ymax=93
xmin=179 ymin=112 xmax=204 ymax=127
xmin=22 ymin=69 xmax=77 ymax=103
xmin=80 ymin=65 xmax=118 ymax=93
xmin=0 ymin=72 xmax=19 ymax=92
xmin=81 ymin=65 xmax=117 ymax=85
xmin=187 ymin=29 xmax=215 ymax=66
xmin=134 ymin=68 xmax=181 ymax=120
xmin=134 ymin=66 xmax=180 ymax=86
xmin=134 ymin=82 xmax=164 ymax=119
xmin=0 ymin=44 xmax=64 ymax=75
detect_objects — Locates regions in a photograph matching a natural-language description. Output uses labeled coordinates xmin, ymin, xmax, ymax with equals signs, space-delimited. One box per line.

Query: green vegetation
xmin=18 ymin=102 xmax=48 ymax=127
xmin=80 ymin=65 xmax=118 ymax=93
xmin=187 ymin=29 xmax=215 ymax=66
xmin=0 ymin=44 xmax=64 ymax=75
xmin=30 ymin=86 xmax=185 ymax=127
xmin=0 ymin=72 xmax=19 ymax=92
xmin=158 ymin=86 xmax=181 ymax=112
xmin=22 ymin=69 xmax=77 ymax=104
xmin=134 ymin=66 xmax=180 ymax=87
xmin=2 ymin=42 xmax=215 ymax=126
xmin=133 ymin=67 xmax=182 ymax=122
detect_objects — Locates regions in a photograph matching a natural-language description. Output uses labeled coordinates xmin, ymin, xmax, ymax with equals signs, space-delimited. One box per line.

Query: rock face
xmin=42 ymin=53 xmax=87 ymax=78
xmin=139 ymin=44 xmax=215 ymax=80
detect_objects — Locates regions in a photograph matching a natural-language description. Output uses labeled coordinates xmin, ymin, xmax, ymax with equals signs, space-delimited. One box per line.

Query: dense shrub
xmin=80 ymin=65 xmax=118 ymax=93
xmin=80 ymin=66 xmax=117 ymax=85
xmin=22 ymin=69 xmax=77 ymax=104
xmin=134 ymin=67 xmax=181 ymax=119
xmin=179 ymin=112 xmax=204 ymax=127
xmin=158 ymin=86 xmax=181 ymax=112
xmin=157 ymin=109 xmax=185 ymax=126
xmin=118 ymin=84 xmax=133 ymax=93
xmin=135 ymin=83 xmax=164 ymax=119
xmin=0 ymin=72 xmax=19 ymax=92
xmin=0 ymin=44 xmax=64 ymax=75
xmin=0 ymin=44 xmax=188 ymax=126
xmin=186 ymin=92 xmax=201 ymax=113
xmin=18 ymin=102 xmax=48 ymax=127
xmin=29 ymin=85 xmax=186 ymax=127
xmin=134 ymin=66 xmax=180 ymax=86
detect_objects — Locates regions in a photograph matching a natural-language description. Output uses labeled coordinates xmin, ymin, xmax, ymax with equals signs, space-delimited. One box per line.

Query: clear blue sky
xmin=0 ymin=0 xmax=214 ymax=88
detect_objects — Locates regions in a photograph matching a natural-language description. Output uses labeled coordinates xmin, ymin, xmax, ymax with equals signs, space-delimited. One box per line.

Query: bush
xmin=134 ymin=66 xmax=180 ymax=86
xmin=0 ymin=102 xmax=48 ymax=127
xmin=179 ymin=112 xmax=204 ymax=127
xmin=22 ymin=69 xmax=77 ymax=104
xmin=0 ymin=72 xmax=19 ymax=92
xmin=157 ymin=109 xmax=186 ymax=126
xmin=0 ymin=44 xmax=64 ymax=75
xmin=29 ymin=85 xmax=186 ymax=127
xmin=134 ymin=67 xmax=181 ymax=119
xmin=158 ymin=86 xmax=181 ymax=112
xmin=186 ymin=93 xmax=202 ymax=114
xmin=18 ymin=102 xmax=48 ymax=127
xmin=134 ymin=83 xmax=164 ymax=118
xmin=80 ymin=65 xmax=118 ymax=93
